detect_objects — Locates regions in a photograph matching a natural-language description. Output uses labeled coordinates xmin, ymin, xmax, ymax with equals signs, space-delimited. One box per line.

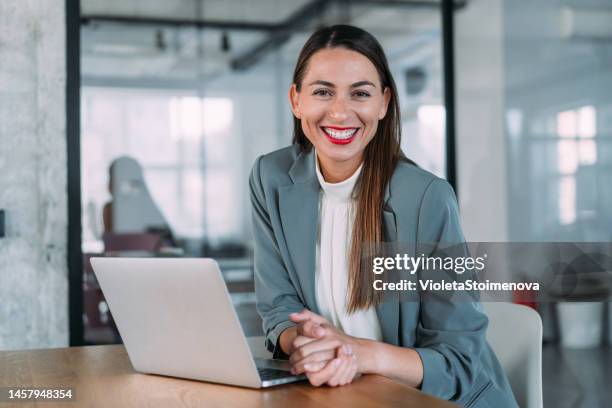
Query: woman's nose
xmin=329 ymin=97 xmax=349 ymax=121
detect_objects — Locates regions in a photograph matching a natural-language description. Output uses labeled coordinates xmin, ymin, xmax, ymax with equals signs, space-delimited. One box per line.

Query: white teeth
xmin=323 ymin=127 xmax=358 ymax=139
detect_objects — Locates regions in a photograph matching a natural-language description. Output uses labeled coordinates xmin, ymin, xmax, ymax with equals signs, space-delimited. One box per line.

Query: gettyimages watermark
xmin=362 ymin=242 xmax=612 ymax=302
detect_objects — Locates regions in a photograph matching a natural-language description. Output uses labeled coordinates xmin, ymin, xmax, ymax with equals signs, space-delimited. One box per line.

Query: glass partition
xmin=80 ymin=0 xmax=446 ymax=343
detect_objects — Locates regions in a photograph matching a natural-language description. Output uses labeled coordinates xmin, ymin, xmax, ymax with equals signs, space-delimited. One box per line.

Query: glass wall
xmin=455 ymin=0 xmax=612 ymax=243
xmin=456 ymin=1 xmax=612 ymax=406
xmin=503 ymin=0 xmax=612 ymax=241
xmin=82 ymin=89 xmax=242 ymax=250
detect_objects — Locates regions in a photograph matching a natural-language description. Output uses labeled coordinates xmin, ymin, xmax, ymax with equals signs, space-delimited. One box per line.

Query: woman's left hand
xmin=305 ymin=345 xmax=360 ymax=387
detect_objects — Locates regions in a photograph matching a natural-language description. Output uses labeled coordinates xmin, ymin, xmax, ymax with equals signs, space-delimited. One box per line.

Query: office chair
xmin=484 ymin=302 xmax=543 ymax=408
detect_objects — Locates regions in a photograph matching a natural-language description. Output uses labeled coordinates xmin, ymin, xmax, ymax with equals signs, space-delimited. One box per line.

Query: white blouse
xmin=315 ymin=153 xmax=382 ymax=341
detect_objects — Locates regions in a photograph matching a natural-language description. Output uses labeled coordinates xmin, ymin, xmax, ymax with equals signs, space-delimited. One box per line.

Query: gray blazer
xmin=249 ymin=145 xmax=517 ymax=407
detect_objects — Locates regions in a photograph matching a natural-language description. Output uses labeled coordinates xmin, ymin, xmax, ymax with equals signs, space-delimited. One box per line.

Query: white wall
xmin=0 ymin=0 xmax=68 ymax=350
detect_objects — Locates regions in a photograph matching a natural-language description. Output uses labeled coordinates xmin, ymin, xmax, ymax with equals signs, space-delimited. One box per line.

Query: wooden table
xmin=0 ymin=344 xmax=457 ymax=407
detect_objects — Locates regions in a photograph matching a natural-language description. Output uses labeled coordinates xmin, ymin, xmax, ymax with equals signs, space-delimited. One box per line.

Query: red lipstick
xmin=321 ymin=126 xmax=359 ymax=145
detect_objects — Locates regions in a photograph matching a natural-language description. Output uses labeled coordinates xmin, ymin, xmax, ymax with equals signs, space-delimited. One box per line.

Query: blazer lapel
xmin=376 ymin=298 xmax=400 ymax=346
xmin=278 ymin=149 xmax=320 ymax=313
xmin=382 ymin=207 xmax=397 ymax=241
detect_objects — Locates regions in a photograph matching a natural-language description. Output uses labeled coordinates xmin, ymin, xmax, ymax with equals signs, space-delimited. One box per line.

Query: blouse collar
xmin=315 ymin=150 xmax=363 ymax=203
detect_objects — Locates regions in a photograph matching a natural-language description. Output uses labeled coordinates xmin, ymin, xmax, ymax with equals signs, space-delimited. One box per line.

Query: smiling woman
xmin=249 ymin=25 xmax=518 ymax=407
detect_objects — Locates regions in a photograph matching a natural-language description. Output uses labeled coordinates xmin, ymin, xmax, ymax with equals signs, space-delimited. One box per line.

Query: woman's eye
xmin=313 ymin=89 xmax=332 ymax=97
xmin=353 ymin=91 xmax=371 ymax=98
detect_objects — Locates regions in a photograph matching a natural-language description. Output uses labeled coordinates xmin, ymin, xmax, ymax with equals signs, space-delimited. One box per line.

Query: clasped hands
xmin=286 ymin=310 xmax=364 ymax=387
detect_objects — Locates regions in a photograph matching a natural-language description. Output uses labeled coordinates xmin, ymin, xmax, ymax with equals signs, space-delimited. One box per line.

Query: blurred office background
xmin=0 ymin=0 xmax=611 ymax=406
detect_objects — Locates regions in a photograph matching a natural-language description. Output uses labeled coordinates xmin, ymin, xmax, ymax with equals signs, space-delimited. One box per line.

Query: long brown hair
xmin=291 ymin=25 xmax=408 ymax=312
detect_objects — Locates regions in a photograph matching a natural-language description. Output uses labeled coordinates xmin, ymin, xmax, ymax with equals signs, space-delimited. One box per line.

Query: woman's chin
xmin=317 ymin=145 xmax=362 ymax=164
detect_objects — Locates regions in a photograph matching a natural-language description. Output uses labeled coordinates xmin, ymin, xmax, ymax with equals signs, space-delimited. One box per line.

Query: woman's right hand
xmin=286 ymin=310 xmax=333 ymax=370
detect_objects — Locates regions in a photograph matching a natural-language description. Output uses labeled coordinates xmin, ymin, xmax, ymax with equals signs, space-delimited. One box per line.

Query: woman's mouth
xmin=321 ymin=126 xmax=359 ymax=145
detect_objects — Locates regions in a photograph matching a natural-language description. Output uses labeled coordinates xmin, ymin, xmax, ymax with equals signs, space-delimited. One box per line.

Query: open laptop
xmin=90 ymin=257 xmax=305 ymax=388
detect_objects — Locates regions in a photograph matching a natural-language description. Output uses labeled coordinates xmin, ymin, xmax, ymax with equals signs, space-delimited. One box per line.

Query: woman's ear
xmin=379 ymin=87 xmax=391 ymax=119
xmin=289 ymin=83 xmax=301 ymax=119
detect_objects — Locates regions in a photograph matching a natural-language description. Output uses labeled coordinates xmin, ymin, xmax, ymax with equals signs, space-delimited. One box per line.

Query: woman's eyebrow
xmin=351 ymin=80 xmax=376 ymax=88
xmin=307 ymin=80 xmax=377 ymax=88
xmin=308 ymin=80 xmax=335 ymax=87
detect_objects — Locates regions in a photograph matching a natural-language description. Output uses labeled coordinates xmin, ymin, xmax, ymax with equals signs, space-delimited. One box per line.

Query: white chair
xmin=484 ymin=302 xmax=543 ymax=408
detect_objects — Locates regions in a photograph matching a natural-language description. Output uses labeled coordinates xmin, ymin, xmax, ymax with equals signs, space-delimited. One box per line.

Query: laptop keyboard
xmin=257 ymin=367 xmax=293 ymax=381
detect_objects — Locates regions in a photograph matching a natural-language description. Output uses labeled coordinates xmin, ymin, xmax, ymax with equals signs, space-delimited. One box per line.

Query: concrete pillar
xmin=0 ymin=0 xmax=68 ymax=350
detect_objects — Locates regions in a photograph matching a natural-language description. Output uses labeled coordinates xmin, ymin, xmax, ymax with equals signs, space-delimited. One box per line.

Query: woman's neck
xmin=317 ymin=153 xmax=363 ymax=183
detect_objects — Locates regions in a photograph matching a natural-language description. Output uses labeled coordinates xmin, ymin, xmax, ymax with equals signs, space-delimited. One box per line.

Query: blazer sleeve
xmin=412 ymin=178 xmax=489 ymax=402
xmin=249 ymin=156 xmax=305 ymax=357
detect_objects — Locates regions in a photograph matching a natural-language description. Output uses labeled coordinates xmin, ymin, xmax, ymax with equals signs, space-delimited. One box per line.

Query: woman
xmin=249 ymin=25 xmax=517 ymax=407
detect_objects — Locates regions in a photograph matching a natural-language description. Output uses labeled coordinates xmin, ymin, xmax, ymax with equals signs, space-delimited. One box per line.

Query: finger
xmin=329 ymin=347 xmax=352 ymax=386
xmin=295 ymin=320 xmax=314 ymax=336
xmin=289 ymin=310 xmax=313 ymax=322
xmin=290 ymin=347 xmax=334 ymax=365
xmin=340 ymin=343 xmax=353 ymax=356
xmin=339 ymin=355 xmax=358 ymax=385
xmin=327 ymin=356 xmax=350 ymax=387
xmin=290 ymin=309 xmax=328 ymax=325
xmin=302 ymin=361 xmax=326 ymax=373
xmin=296 ymin=320 xmax=325 ymax=339
xmin=292 ymin=335 xmax=316 ymax=349
xmin=293 ymin=338 xmax=342 ymax=361
xmin=289 ymin=350 xmax=336 ymax=370
xmin=292 ymin=360 xmax=327 ymax=375
xmin=306 ymin=358 xmax=342 ymax=387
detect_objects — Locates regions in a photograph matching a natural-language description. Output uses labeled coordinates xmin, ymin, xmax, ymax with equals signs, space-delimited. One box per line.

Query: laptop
xmin=90 ymin=257 xmax=305 ymax=388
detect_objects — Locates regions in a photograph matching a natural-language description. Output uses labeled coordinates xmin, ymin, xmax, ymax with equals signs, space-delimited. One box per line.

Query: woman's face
xmin=289 ymin=47 xmax=390 ymax=169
